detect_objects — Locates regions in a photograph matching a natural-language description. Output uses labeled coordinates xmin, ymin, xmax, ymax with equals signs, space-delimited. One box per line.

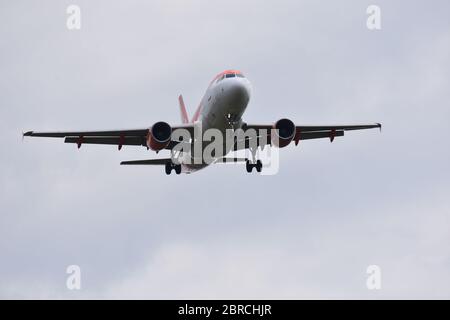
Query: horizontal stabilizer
xmin=217 ymin=157 xmax=249 ymax=163
xmin=120 ymin=158 xmax=172 ymax=165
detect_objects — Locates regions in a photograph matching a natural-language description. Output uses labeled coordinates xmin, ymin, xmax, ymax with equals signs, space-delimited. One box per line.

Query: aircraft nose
xmin=227 ymin=80 xmax=251 ymax=105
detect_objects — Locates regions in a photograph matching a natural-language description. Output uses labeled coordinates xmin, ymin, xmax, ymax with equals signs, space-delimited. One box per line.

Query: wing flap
xmin=64 ymin=136 xmax=145 ymax=146
xmin=232 ymin=130 xmax=345 ymax=151
xmin=296 ymin=123 xmax=381 ymax=132
xmin=297 ymin=130 xmax=344 ymax=140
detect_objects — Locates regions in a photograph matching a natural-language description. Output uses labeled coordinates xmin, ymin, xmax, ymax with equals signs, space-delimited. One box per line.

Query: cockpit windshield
xmin=216 ymin=72 xmax=245 ymax=83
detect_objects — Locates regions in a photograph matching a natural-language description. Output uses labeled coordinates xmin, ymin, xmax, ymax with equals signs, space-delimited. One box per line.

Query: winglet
xmin=178 ymin=95 xmax=189 ymax=124
xmin=377 ymin=123 xmax=382 ymax=132
xmin=22 ymin=131 xmax=32 ymax=142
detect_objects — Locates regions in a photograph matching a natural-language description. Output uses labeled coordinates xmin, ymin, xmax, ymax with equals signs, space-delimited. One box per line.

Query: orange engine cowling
xmin=272 ymin=118 xmax=296 ymax=148
xmin=147 ymin=121 xmax=172 ymax=151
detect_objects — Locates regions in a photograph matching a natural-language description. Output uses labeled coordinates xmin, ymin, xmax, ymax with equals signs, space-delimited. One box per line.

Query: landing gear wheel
xmin=245 ymin=160 xmax=263 ymax=173
xmin=246 ymin=160 xmax=253 ymax=173
xmin=165 ymin=163 xmax=172 ymax=175
xmin=256 ymin=160 xmax=263 ymax=173
xmin=174 ymin=164 xmax=181 ymax=175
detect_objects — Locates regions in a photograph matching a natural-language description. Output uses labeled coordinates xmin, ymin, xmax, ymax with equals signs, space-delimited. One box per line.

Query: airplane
xmin=23 ymin=69 xmax=381 ymax=175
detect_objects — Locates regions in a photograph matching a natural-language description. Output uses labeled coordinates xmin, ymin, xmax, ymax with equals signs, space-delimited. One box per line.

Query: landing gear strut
xmin=246 ymin=160 xmax=262 ymax=173
xmin=165 ymin=162 xmax=182 ymax=175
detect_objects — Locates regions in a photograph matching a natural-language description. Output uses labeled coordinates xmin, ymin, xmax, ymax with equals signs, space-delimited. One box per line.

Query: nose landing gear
xmin=225 ymin=113 xmax=241 ymax=130
xmin=246 ymin=160 xmax=262 ymax=173
xmin=165 ymin=162 xmax=182 ymax=175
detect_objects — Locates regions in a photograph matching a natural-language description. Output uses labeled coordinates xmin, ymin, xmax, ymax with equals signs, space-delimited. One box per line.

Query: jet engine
xmin=272 ymin=118 xmax=296 ymax=148
xmin=147 ymin=121 xmax=172 ymax=151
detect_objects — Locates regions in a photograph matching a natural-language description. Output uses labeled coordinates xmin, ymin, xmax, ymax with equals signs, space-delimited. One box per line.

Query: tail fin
xmin=178 ymin=95 xmax=189 ymax=124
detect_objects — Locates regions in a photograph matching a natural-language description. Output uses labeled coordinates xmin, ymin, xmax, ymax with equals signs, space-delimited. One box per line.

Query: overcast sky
xmin=1 ymin=0 xmax=449 ymax=299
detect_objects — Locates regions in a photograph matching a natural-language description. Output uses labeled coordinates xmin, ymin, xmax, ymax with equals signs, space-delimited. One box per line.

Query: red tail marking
xmin=178 ymin=95 xmax=189 ymax=124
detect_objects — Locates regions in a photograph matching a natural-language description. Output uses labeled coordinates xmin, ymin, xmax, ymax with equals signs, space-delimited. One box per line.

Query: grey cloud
xmin=1 ymin=0 xmax=449 ymax=299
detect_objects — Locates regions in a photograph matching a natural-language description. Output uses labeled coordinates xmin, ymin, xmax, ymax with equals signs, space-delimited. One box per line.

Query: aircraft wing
xmin=233 ymin=123 xmax=381 ymax=150
xmin=23 ymin=124 xmax=194 ymax=150
xmin=246 ymin=123 xmax=381 ymax=133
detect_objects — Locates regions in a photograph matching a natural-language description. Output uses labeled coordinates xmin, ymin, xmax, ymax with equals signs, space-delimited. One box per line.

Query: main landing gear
xmin=246 ymin=144 xmax=263 ymax=173
xmin=165 ymin=162 xmax=181 ymax=175
xmin=246 ymin=160 xmax=262 ymax=173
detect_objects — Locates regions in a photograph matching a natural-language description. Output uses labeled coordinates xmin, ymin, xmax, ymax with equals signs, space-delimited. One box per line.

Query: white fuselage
xmin=180 ymin=71 xmax=252 ymax=173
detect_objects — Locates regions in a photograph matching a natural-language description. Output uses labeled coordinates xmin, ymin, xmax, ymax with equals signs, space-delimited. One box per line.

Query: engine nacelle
xmin=272 ymin=118 xmax=296 ymax=148
xmin=147 ymin=121 xmax=172 ymax=151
